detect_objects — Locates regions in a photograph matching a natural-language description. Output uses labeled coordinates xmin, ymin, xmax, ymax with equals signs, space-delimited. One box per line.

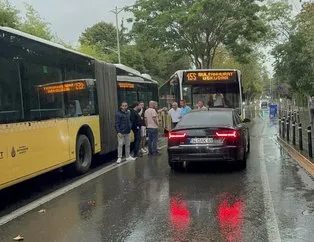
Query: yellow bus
xmin=0 ymin=27 xmax=158 ymax=190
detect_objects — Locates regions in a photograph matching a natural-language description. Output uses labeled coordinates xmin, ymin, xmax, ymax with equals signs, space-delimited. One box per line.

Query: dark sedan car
xmin=167 ymin=109 xmax=250 ymax=170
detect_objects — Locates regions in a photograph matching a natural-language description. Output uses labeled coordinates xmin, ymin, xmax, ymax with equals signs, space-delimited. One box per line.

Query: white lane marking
xmin=0 ymin=144 xmax=168 ymax=226
xmin=0 ymin=162 xmax=124 ymax=226
xmin=259 ymin=125 xmax=282 ymax=242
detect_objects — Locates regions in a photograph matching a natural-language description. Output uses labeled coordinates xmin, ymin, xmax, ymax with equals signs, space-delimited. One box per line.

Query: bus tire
xmin=74 ymin=134 xmax=92 ymax=174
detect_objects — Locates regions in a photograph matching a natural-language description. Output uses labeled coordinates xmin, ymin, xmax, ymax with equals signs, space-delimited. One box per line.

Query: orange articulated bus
xmin=0 ymin=27 xmax=158 ymax=190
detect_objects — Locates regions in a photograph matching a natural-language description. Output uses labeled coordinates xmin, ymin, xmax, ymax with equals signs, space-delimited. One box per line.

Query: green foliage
xmin=79 ymin=21 xmax=128 ymax=54
xmin=263 ymin=0 xmax=294 ymax=45
xmin=0 ymin=0 xmax=19 ymax=28
xmin=272 ymin=3 xmax=314 ymax=96
xmin=138 ymin=47 xmax=190 ymax=84
xmin=120 ymin=45 xmax=145 ymax=72
xmin=213 ymin=47 xmax=265 ymax=100
xmin=78 ymin=19 xmax=190 ymax=83
xmin=78 ymin=43 xmax=109 ymax=61
xmin=130 ymin=0 xmax=268 ymax=68
xmin=20 ymin=3 xmax=53 ymax=40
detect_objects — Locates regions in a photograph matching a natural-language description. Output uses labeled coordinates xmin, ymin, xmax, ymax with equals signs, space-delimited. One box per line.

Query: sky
xmin=9 ymin=0 xmax=135 ymax=45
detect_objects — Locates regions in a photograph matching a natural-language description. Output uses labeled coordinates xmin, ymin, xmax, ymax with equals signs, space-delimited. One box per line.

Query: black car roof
xmin=189 ymin=108 xmax=234 ymax=113
xmin=207 ymin=108 xmax=234 ymax=112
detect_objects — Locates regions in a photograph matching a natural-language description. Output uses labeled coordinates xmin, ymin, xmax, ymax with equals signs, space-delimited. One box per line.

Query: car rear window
xmin=177 ymin=111 xmax=233 ymax=127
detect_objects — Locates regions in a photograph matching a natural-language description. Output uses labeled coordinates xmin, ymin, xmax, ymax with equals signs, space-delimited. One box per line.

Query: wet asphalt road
xmin=0 ymin=117 xmax=313 ymax=242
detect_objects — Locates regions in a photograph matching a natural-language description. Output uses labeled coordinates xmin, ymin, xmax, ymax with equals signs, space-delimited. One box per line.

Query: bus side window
xmin=0 ymin=56 xmax=23 ymax=124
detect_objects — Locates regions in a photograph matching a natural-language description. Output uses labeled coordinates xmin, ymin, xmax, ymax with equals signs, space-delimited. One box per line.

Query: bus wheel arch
xmin=73 ymin=125 xmax=95 ymax=174
xmin=77 ymin=125 xmax=95 ymax=154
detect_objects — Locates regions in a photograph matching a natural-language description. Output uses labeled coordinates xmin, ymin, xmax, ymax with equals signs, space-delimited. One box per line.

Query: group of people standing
xmin=115 ymin=93 xmax=226 ymax=163
xmin=115 ymin=100 xmax=162 ymax=163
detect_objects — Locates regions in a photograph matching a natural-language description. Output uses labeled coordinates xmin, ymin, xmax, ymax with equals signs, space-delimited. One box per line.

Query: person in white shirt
xmin=168 ymin=102 xmax=182 ymax=129
xmin=213 ymin=93 xmax=225 ymax=107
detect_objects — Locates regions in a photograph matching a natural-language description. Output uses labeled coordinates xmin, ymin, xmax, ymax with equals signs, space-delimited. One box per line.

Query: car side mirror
xmin=243 ymin=118 xmax=251 ymax=123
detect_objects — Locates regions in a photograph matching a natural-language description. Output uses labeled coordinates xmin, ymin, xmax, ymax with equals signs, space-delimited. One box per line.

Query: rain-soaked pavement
xmin=0 ymin=117 xmax=313 ymax=242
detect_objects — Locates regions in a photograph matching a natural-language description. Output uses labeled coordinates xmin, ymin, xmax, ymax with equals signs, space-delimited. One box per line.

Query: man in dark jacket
xmin=115 ymin=102 xmax=136 ymax=163
xmin=130 ymin=102 xmax=142 ymax=157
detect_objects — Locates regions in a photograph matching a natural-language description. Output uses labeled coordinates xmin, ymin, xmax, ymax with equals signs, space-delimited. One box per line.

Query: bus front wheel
xmin=74 ymin=134 xmax=92 ymax=174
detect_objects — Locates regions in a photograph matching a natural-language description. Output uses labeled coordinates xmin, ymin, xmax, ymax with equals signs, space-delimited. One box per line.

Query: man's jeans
xmin=147 ymin=128 xmax=158 ymax=155
xmin=133 ymin=129 xmax=141 ymax=156
xmin=117 ymin=133 xmax=130 ymax=158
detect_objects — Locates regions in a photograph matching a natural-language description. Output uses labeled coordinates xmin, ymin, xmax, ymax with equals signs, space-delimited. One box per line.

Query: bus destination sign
xmin=184 ymin=71 xmax=236 ymax=82
xmin=41 ymin=81 xmax=87 ymax=94
xmin=118 ymin=82 xmax=135 ymax=89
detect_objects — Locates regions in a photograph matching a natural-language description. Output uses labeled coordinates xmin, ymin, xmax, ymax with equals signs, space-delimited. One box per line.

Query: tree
xmin=213 ymin=47 xmax=265 ymax=101
xmin=19 ymin=3 xmax=53 ymax=40
xmin=120 ymin=45 xmax=145 ymax=72
xmin=78 ymin=43 xmax=110 ymax=61
xmin=263 ymin=0 xmax=294 ymax=45
xmin=78 ymin=19 xmax=190 ymax=83
xmin=135 ymin=45 xmax=191 ymax=84
xmin=79 ymin=21 xmax=128 ymax=54
xmin=0 ymin=0 xmax=20 ymax=28
xmin=272 ymin=3 xmax=314 ymax=96
xmin=129 ymin=0 xmax=268 ymax=69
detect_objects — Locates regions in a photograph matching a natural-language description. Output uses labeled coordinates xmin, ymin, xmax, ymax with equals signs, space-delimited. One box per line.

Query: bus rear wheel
xmin=73 ymin=134 xmax=92 ymax=174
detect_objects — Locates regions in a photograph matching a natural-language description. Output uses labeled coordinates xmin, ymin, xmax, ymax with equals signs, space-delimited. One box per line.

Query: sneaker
xmin=116 ymin=158 xmax=122 ymax=163
xmin=135 ymin=153 xmax=143 ymax=157
xmin=126 ymin=156 xmax=136 ymax=161
xmin=141 ymin=148 xmax=147 ymax=153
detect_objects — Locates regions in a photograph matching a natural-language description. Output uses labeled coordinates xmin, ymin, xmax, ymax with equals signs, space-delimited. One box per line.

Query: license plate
xmin=190 ymin=138 xmax=213 ymax=144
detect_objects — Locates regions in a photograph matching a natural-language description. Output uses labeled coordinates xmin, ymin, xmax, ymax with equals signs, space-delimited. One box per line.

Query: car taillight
xmin=216 ymin=130 xmax=239 ymax=138
xmin=168 ymin=131 xmax=187 ymax=140
xmin=215 ymin=130 xmax=240 ymax=145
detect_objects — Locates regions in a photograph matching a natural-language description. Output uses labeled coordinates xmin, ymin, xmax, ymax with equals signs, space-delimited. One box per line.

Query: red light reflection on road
xmin=169 ymin=197 xmax=191 ymax=230
xmin=217 ymin=196 xmax=243 ymax=242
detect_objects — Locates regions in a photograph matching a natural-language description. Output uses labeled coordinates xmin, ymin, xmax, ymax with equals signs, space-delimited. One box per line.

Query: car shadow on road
xmin=169 ymin=162 xmax=245 ymax=174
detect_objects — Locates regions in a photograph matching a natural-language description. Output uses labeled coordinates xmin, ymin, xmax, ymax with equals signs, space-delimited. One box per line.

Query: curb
xmin=277 ymin=136 xmax=314 ymax=177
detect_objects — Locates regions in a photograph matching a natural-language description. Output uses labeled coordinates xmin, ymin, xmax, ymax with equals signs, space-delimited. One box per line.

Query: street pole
xmin=111 ymin=6 xmax=124 ymax=64
xmin=115 ymin=6 xmax=121 ymax=64
xmin=270 ymin=78 xmax=272 ymax=101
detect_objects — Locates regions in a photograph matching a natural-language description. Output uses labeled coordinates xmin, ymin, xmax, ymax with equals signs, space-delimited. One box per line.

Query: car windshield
xmin=176 ymin=110 xmax=233 ymax=127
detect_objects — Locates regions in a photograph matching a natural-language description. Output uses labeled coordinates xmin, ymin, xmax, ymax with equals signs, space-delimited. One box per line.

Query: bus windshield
xmin=181 ymin=70 xmax=242 ymax=111
xmin=183 ymin=83 xmax=240 ymax=109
